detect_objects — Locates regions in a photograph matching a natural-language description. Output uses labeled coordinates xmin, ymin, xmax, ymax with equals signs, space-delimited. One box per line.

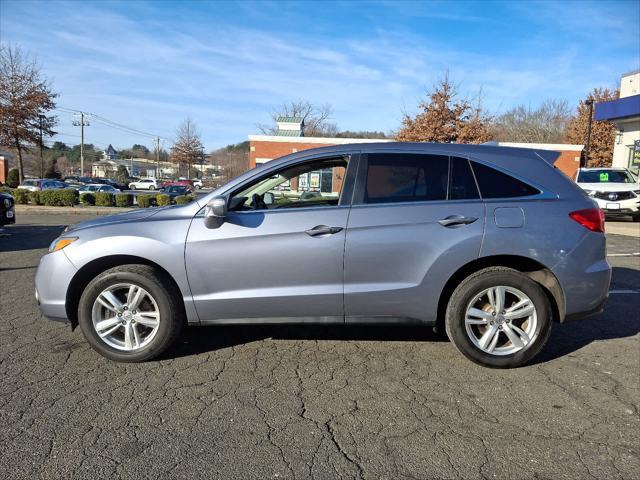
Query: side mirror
xmin=206 ymin=196 xmax=227 ymax=217
xmin=204 ymin=196 xmax=227 ymax=229
xmin=263 ymin=192 xmax=274 ymax=205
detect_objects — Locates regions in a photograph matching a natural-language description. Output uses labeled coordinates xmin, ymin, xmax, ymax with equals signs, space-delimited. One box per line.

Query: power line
xmin=55 ymin=105 xmax=172 ymax=142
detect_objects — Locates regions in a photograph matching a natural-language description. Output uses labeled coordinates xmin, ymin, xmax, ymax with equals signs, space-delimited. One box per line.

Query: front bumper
xmin=592 ymin=197 xmax=640 ymax=215
xmin=35 ymin=250 xmax=78 ymax=322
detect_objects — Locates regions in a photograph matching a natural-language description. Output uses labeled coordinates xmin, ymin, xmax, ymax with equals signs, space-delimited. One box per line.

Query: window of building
xmin=364 ymin=153 xmax=449 ymax=204
xmin=471 ymin=162 xmax=539 ymax=198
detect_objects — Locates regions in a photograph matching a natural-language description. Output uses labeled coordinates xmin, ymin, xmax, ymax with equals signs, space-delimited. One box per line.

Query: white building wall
xmin=620 ymin=71 xmax=640 ymax=98
xmin=611 ymin=118 xmax=640 ymax=170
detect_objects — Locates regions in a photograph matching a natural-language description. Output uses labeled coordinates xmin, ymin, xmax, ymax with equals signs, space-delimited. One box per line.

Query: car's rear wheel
xmin=78 ymin=265 xmax=183 ymax=362
xmin=148 ymin=185 xmax=155 ymax=190
xmin=445 ymin=267 xmax=552 ymax=368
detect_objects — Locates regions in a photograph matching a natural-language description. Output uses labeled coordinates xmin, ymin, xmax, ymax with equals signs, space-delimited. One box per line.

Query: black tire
xmin=445 ymin=267 xmax=552 ymax=368
xmin=148 ymin=185 xmax=155 ymax=191
xmin=632 ymin=215 xmax=640 ymax=223
xmin=78 ymin=264 xmax=184 ymax=362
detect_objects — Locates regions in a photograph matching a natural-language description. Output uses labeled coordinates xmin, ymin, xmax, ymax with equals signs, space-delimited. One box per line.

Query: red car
xmin=161 ymin=179 xmax=194 ymax=192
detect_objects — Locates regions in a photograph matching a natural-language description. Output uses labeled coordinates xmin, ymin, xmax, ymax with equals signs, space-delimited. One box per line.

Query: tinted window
xmin=449 ymin=157 xmax=479 ymax=200
xmin=471 ymin=162 xmax=539 ymax=198
xmin=365 ymin=153 xmax=448 ymax=203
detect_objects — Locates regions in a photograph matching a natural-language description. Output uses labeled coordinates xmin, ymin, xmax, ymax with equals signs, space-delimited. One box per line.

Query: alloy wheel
xmin=464 ymin=286 xmax=538 ymax=356
xmin=91 ymin=283 xmax=160 ymax=351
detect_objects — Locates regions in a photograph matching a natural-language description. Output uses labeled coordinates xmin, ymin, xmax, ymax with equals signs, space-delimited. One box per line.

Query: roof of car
xmin=265 ymin=141 xmax=561 ymax=165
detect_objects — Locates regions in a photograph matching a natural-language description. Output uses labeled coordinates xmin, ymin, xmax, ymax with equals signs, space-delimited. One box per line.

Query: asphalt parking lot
xmin=0 ymin=214 xmax=638 ymax=480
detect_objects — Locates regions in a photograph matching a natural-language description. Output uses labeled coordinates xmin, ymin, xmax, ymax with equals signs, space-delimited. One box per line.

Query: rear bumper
xmin=563 ymin=296 xmax=607 ymax=323
xmin=35 ymin=250 xmax=77 ymax=322
xmin=0 ymin=206 xmax=15 ymax=225
xmin=552 ymin=230 xmax=611 ymax=323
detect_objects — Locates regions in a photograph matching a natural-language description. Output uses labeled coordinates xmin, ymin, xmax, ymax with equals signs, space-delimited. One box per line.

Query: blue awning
xmin=594 ymin=94 xmax=640 ymax=121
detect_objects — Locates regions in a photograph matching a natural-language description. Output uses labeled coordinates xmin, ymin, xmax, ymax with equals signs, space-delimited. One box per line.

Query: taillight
xmin=569 ymin=208 xmax=605 ymax=233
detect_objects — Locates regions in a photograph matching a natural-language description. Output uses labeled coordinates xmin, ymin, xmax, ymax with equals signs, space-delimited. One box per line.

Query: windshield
xmin=167 ymin=186 xmax=186 ymax=193
xmin=578 ymin=170 xmax=636 ymax=183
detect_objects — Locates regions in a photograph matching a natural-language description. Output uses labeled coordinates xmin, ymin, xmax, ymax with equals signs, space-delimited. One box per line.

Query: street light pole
xmin=583 ymin=98 xmax=594 ymax=168
xmin=38 ymin=115 xmax=44 ymax=178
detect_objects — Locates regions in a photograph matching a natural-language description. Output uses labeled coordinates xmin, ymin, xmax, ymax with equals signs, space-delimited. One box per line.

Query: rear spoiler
xmin=482 ymin=141 xmax=562 ymax=166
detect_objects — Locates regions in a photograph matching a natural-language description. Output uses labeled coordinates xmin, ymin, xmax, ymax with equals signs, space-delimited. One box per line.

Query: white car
xmin=128 ymin=178 xmax=158 ymax=190
xmin=192 ymin=179 xmax=203 ymax=189
xmin=575 ymin=168 xmax=640 ymax=221
xmin=78 ymin=184 xmax=121 ymax=196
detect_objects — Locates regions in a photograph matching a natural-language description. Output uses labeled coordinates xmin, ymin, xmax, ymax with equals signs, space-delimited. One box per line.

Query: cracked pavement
xmin=1 ymin=214 xmax=638 ymax=479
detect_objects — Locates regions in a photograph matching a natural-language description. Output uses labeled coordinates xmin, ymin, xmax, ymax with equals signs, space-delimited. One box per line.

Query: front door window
xmin=229 ymin=157 xmax=347 ymax=211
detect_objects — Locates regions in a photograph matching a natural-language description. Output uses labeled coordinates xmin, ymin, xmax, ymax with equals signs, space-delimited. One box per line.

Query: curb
xmin=16 ymin=205 xmax=136 ymax=216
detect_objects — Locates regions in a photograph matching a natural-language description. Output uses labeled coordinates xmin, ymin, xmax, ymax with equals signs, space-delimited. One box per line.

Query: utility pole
xmin=38 ymin=115 xmax=44 ymax=178
xmin=155 ymin=137 xmax=160 ymax=179
xmin=72 ymin=112 xmax=89 ymax=176
xmin=583 ymin=98 xmax=594 ymax=168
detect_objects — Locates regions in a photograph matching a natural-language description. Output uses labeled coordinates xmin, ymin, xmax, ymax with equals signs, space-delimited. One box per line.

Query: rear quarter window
xmin=471 ymin=162 xmax=539 ymax=199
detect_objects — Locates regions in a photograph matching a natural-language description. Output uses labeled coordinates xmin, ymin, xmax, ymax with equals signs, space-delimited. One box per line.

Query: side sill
xmin=198 ymin=316 xmax=344 ymax=325
xmin=346 ymin=315 xmax=434 ymax=325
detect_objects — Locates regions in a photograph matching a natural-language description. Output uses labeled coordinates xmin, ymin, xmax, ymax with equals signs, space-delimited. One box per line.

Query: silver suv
xmin=36 ymin=143 xmax=611 ymax=368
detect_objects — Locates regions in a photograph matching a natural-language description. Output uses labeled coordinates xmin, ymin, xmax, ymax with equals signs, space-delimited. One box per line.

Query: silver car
xmin=36 ymin=143 xmax=611 ymax=367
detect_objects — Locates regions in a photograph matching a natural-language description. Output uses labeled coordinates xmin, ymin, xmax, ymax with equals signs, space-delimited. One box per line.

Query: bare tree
xmin=209 ymin=146 xmax=249 ymax=185
xmin=0 ymin=44 xmax=58 ymax=182
xmin=493 ymin=99 xmax=572 ymax=143
xmin=396 ymin=73 xmax=492 ymax=144
xmin=170 ymin=118 xmax=204 ymax=179
xmin=258 ymin=100 xmax=338 ymax=137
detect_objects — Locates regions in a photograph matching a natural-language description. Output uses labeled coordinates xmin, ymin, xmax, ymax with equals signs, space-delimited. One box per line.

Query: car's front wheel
xmin=445 ymin=267 xmax=552 ymax=368
xmin=78 ymin=265 xmax=183 ymax=362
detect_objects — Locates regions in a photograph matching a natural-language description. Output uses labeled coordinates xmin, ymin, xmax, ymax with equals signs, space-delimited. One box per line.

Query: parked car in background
xmin=172 ymin=179 xmax=195 ymax=188
xmin=18 ymin=179 xmax=69 ymax=191
xmin=192 ymin=179 xmax=203 ymax=189
xmin=104 ymin=179 xmax=130 ymax=191
xmin=160 ymin=185 xmax=191 ymax=201
xmin=64 ymin=176 xmax=95 ymax=186
xmin=78 ymin=184 xmax=121 ymax=196
xmin=163 ymin=179 xmax=195 ymax=192
xmin=128 ymin=178 xmax=158 ymax=190
xmin=0 ymin=191 xmax=15 ymax=226
xmin=37 ymin=143 xmax=610 ymax=368
xmin=575 ymin=168 xmax=640 ymax=221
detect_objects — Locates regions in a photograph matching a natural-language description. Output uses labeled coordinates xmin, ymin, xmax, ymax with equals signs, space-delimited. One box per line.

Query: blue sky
xmin=1 ymin=0 xmax=639 ymax=152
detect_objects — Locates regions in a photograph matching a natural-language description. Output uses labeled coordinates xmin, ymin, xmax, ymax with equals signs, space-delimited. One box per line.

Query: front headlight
xmin=49 ymin=237 xmax=78 ymax=253
xmin=633 ymin=190 xmax=640 ymax=196
xmin=3 ymin=198 xmax=11 ymax=208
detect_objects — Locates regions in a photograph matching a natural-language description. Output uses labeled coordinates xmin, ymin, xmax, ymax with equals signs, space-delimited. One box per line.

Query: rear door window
xmin=471 ymin=162 xmax=539 ymax=198
xmin=364 ymin=153 xmax=449 ymax=204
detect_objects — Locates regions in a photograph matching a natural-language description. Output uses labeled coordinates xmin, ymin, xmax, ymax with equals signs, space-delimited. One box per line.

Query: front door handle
xmin=305 ymin=225 xmax=343 ymax=237
xmin=438 ymin=215 xmax=478 ymax=227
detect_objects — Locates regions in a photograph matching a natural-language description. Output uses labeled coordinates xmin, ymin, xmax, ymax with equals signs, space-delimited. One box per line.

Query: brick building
xmin=248 ymin=118 xmax=584 ymax=185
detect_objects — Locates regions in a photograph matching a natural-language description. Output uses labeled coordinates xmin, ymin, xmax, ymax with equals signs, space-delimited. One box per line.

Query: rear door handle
xmin=438 ymin=215 xmax=478 ymax=227
xmin=305 ymin=225 xmax=343 ymax=237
